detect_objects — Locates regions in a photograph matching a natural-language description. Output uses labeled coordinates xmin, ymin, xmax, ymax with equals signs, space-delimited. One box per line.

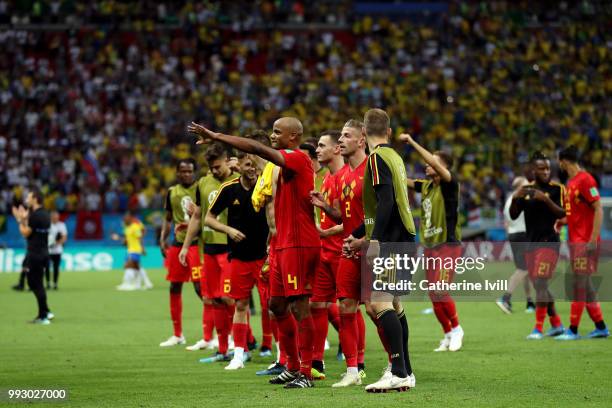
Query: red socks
xmin=586 ymin=302 xmax=604 ymax=324
xmin=535 ymin=306 xmax=547 ymax=332
xmin=339 ymin=312 xmax=358 ymax=368
xmin=276 ymin=313 xmax=299 ymax=371
xmin=232 ymin=322 xmax=249 ymax=350
xmin=298 ymin=316 xmax=315 ymax=379
xmin=356 ymin=309 xmax=366 ymax=365
xmin=261 ymin=309 xmax=273 ymax=350
xmin=311 ymin=307 xmax=329 ymax=361
xmin=444 ymin=299 xmax=459 ymax=328
xmin=203 ymin=303 xmax=214 ymax=342
xmin=328 ymin=303 xmax=340 ymax=332
xmin=570 ymin=301 xmax=586 ymax=328
xmin=432 ymin=301 xmax=452 ymax=333
xmin=170 ymin=292 xmax=182 ymax=337
xmin=213 ymin=304 xmax=230 ymax=354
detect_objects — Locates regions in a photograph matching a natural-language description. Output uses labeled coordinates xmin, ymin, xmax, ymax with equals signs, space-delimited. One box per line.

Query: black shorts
xmin=508 ymin=232 xmax=527 ymax=271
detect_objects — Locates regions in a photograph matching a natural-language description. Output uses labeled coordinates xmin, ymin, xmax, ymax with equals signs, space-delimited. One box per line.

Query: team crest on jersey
xmin=180 ymin=196 xmax=194 ymax=221
xmin=233 ymin=199 xmax=240 ymax=206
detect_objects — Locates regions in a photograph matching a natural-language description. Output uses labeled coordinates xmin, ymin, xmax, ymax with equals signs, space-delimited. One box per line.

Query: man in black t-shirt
xmin=12 ymin=188 xmax=53 ymax=324
xmin=205 ymin=152 xmax=269 ymax=370
xmin=510 ymin=152 xmax=566 ymax=339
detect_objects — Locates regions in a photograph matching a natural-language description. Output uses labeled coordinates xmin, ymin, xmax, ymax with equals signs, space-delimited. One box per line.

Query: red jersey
xmin=565 ymin=170 xmax=600 ymax=243
xmin=320 ymin=171 xmax=343 ymax=253
xmin=275 ymin=149 xmax=321 ymax=249
xmin=338 ymin=158 xmax=367 ymax=238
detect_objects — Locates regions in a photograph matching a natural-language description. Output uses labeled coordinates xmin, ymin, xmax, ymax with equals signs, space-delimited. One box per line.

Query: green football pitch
xmin=1 ymin=270 xmax=611 ymax=407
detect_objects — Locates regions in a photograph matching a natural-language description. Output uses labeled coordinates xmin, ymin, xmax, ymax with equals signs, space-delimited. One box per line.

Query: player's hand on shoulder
xmin=531 ymin=189 xmax=547 ymax=201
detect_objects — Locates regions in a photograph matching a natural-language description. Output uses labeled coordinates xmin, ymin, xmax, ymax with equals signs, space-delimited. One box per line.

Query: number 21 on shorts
xmin=287 ymin=274 xmax=298 ymax=290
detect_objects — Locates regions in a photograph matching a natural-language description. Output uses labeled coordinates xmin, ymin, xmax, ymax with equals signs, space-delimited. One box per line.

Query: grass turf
xmin=1 ymin=270 xmax=611 ymax=407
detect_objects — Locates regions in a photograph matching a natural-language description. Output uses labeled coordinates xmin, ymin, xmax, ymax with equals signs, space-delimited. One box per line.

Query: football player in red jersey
xmin=311 ymin=119 xmax=369 ymax=387
xmin=556 ymin=145 xmax=608 ymax=339
xmin=309 ymin=130 xmax=344 ymax=380
xmin=188 ymin=118 xmax=321 ymax=389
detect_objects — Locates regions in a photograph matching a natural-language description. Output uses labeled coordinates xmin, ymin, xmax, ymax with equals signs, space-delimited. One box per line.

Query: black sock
xmin=502 ymin=293 xmax=511 ymax=303
xmin=312 ymin=360 xmax=324 ymax=373
xmin=397 ymin=310 xmax=412 ymax=376
xmin=595 ymin=320 xmax=607 ymax=331
xmin=569 ymin=325 xmax=578 ymax=334
xmin=358 ymin=362 xmax=365 ymax=372
xmin=547 ymin=302 xmax=556 ymax=317
xmin=377 ymin=309 xmax=407 ymax=378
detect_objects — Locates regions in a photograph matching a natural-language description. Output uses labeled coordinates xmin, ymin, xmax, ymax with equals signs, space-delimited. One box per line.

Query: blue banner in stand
xmin=0 ymin=246 xmax=164 ymax=273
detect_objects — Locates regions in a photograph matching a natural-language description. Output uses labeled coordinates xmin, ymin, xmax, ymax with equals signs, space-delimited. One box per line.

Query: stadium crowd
xmin=0 ymin=0 xmax=610 ymax=219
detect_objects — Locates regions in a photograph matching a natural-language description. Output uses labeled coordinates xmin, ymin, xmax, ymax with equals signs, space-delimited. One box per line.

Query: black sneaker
xmin=12 ymin=284 xmax=24 ymax=291
xmin=53 ymin=284 xmax=58 ymax=290
xmin=284 ymin=373 xmax=314 ymax=389
xmin=269 ymin=369 xmax=298 ymax=385
xmin=247 ymin=339 xmax=258 ymax=351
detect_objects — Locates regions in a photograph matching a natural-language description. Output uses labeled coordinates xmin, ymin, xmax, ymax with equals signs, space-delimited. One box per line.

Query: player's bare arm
xmin=204 ymin=209 xmax=246 ymax=243
xmin=179 ymin=205 xmax=202 ymax=265
xmin=400 ymin=133 xmax=452 ymax=182
xmin=159 ymin=208 xmax=172 ymax=258
xmin=188 ymin=122 xmax=286 ymax=167
xmin=310 ymin=191 xmax=342 ymax=224
xmin=589 ymin=200 xmax=603 ymax=247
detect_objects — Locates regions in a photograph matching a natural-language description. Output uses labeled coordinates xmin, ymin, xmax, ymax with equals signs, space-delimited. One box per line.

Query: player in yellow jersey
xmin=112 ymin=211 xmax=153 ymax=291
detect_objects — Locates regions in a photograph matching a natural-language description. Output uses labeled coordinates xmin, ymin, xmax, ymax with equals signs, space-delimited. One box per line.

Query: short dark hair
xmin=247 ymin=129 xmax=270 ymax=147
xmin=559 ymin=145 xmax=579 ymax=163
xmin=364 ymin=109 xmax=390 ymax=137
xmin=29 ymin=187 xmax=43 ymax=205
xmin=299 ymin=143 xmax=317 ymax=159
xmin=320 ymin=130 xmax=341 ymax=144
xmin=433 ymin=151 xmax=454 ymax=169
xmin=176 ymin=158 xmax=197 ymax=170
xmin=530 ymin=151 xmax=549 ymax=163
xmin=236 ymin=151 xmax=249 ymax=160
xmin=205 ymin=142 xmax=228 ymax=163
xmin=303 ymin=137 xmax=318 ymax=148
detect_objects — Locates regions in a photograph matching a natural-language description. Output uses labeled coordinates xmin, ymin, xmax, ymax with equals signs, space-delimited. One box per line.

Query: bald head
xmin=270 ymin=117 xmax=304 ymax=149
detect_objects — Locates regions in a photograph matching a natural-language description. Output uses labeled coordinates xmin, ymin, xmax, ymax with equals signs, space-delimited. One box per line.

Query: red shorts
xmin=270 ymin=247 xmax=320 ymax=298
xmin=569 ymin=243 xmax=600 ymax=275
xmin=165 ymin=245 xmax=202 ymax=282
xmin=229 ymin=258 xmax=266 ymax=300
xmin=424 ymin=245 xmax=463 ymax=283
xmin=202 ymin=253 xmax=230 ymax=299
xmin=311 ymin=249 xmax=339 ymax=303
xmin=336 ymin=256 xmax=361 ymax=301
xmin=526 ymin=247 xmax=559 ymax=280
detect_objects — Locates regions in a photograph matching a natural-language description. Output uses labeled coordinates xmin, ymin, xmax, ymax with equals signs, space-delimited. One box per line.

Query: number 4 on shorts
xmin=287 ymin=274 xmax=297 ymax=290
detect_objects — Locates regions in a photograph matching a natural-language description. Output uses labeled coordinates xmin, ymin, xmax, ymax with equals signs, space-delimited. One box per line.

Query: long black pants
xmin=25 ymin=254 xmax=50 ymax=319
xmin=45 ymin=254 xmax=62 ymax=286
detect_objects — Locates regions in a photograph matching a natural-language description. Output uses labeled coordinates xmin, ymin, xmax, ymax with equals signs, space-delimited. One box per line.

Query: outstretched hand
xmin=399 ymin=133 xmax=414 ymax=145
xmin=187 ymin=122 xmax=220 ymax=145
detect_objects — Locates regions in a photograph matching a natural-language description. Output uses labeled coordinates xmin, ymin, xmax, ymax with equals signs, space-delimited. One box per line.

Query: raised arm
xmin=400 ymin=133 xmax=451 ymax=182
xmin=188 ymin=123 xmax=286 ymax=167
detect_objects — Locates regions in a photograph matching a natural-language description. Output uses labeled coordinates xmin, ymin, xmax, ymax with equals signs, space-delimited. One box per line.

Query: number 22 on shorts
xmin=287 ymin=274 xmax=298 ymax=290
